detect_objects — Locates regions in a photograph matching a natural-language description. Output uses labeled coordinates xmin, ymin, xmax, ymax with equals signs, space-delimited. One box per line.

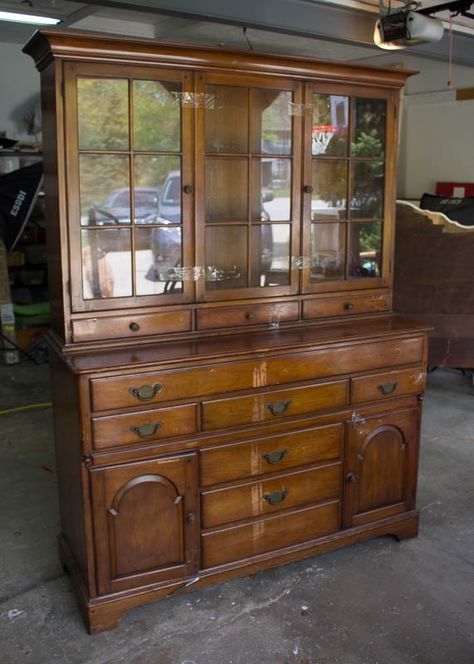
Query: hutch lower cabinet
xmin=24 ymin=30 xmax=429 ymax=633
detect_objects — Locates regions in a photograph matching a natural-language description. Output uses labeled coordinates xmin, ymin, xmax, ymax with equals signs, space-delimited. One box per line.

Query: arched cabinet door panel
xmin=342 ymin=409 xmax=419 ymax=528
xmin=91 ymin=452 xmax=198 ymax=594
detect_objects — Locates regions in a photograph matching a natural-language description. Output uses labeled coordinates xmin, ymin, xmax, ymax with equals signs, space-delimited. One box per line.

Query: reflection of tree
xmin=78 ymin=78 xmax=181 ymax=212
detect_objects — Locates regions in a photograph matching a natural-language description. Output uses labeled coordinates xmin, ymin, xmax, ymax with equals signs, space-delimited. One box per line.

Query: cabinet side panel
xmin=41 ymin=62 xmax=69 ymax=342
xmin=49 ymin=351 xmax=90 ymax=588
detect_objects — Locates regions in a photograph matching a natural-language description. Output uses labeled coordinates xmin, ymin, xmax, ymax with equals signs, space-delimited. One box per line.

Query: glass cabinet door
xmin=65 ymin=63 xmax=193 ymax=311
xmin=303 ymin=84 xmax=394 ymax=293
xmin=196 ymin=74 xmax=302 ymax=300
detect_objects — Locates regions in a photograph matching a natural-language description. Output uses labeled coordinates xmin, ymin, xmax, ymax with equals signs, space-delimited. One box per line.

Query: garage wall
xmin=0 ymin=41 xmax=40 ymax=143
xmin=364 ymin=53 xmax=474 ymax=199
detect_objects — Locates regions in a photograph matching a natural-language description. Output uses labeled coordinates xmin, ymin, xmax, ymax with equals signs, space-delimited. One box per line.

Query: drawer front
xmin=201 ymin=380 xmax=347 ymax=431
xmin=351 ymin=367 xmax=426 ymax=404
xmin=72 ymin=310 xmax=191 ymax=343
xmin=90 ymin=337 xmax=423 ymax=412
xmin=92 ymin=404 xmax=197 ymax=450
xmin=201 ymin=463 xmax=341 ymax=528
xmin=196 ymin=301 xmax=299 ymax=331
xmin=202 ymin=500 xmax=340 ymax=568
xmin=200 ymin=423 xmax=343 ymax=486
xmin=303 ymin=290 xmax=389 ymax=320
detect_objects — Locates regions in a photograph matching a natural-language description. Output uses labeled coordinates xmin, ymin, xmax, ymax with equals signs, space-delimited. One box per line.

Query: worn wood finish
xmin=92 ymin=404 xmax=197 ymax=449
xmin=202 ymin=500 xmax=340 ymax=568
xmin=350 ymin=366 xmax=426 ymax=404
xmin=200 ymin=423 xmax=343 ymax=486
xmin=201 ymin=380 xmax=347 ymax=430
xmin=25 ymin=30 xmax=428 ymax=634
xmin=303 ymin=290 xmax=390 ymax=320
xmin=72 ymin=310 xmax=192 ymax=343
xmin=201 ymin=462 xmax=342 ymax=528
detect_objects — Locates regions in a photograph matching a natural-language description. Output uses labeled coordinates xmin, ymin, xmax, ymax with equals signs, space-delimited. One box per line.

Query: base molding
xmin=59 ymin=510 xmax=419 ymax=634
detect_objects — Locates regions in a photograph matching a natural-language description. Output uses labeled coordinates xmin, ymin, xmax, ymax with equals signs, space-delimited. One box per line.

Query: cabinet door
xmin=64 ymin=62 xmax=194 ymax=312
xmin=91 ymin=453 xmax=199 ymax=594
xmin=342 ymin=409 xmax=419 ymax=528
xmin=195 ymin=72 xmax=302 ymax=301
xmin=302 ymin=83 xmax=397 ymax=294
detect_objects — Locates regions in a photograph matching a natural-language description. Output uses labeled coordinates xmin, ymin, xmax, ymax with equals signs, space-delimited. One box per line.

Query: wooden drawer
xmin=196 ymin=301 xmax=299 ymax=331
xmin=201 ymin=462 xmax=341 ymax=528
xmin=200 ymin=423 xmax=343 ymax=486
xmin=201 ymin=380 xmax=347 ymax=431
xmin=303 ymin=290 xmax=389 ymax=320
xmin=92 ymin=404 xmax=197 ymax=450
xmin=90 ymin=337 xmax=423 ymax=412
xmin=72 ymin=310 xmax=191 ymax=343
xmin=351 ymin=367 xmax=426 ymax=404
xmin=202 ymin=500 xmax=340 ymax=568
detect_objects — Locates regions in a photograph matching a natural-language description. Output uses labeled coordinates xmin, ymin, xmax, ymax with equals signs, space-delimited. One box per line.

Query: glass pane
xmin=348 ymin=222 xmax=382 ymax=279
xmin=312 ymin=94 xmax=349 ymax=156
xmin=250 ymin=224 xmax=290 ymax=288
xmin=133 ymin=79 xmax=181 ymax=152
xmin=79 ymin=155 xmax=130 ymax=226
xmin=205 ymin=85 xmax=248 ymax=153
xmin=351 ymin=161 xmax=384 ymax=219
xmin=310 ymin=223 xmax=345 ymax=282
xmin=135 ymin=227 xmax=183 ymax=295
xmin=78 ymin=78 xmax=129 ymax=150
xmin=205 ymin=158 xmax=248 ymax=221
xmin=251 ymin=159 xmax=291 ymax=222
xmin=206 ymin=226 xmax=248 ymax=290
xmin=352 ymin=98 xmax=386 ymax=158
xmin=134 ymin=155 xmax=180 ymax=223
xmin=251 ymin=89 xmax=292 ymax=154
xmin=312 ymin=159 xmax=347 ymax=221
xmin=81 ymin=228 xmax=132 ymax=299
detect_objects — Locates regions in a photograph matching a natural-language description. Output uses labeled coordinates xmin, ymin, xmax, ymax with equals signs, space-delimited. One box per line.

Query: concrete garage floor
xmin=0 ymin=361 xmax=473 ymax=664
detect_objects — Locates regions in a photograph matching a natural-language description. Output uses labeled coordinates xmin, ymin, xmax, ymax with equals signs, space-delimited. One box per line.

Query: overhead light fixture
xmin=374 ymin=9 xmax=444 ymax=49
xmin=0 ymin=10 xmax=61 ymax=26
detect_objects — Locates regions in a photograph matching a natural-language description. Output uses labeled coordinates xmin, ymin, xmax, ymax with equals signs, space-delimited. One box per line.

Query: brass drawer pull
xmin=266 ymin=399 xmax=292 ymax=416
xmin=129 ymin=422 xmax=163 ymax=438
xmin=129 ymin=383 xmax=163 ymax=401
xmin=378 ymin=381 xmax=398 ymax=396
xmin=129 ymin=321 xmax=140 ymax=332
xmin=263 ymin=489 xmax=289 ymax=506
xmin=261 ymin=448 xmax=288 ymax=465
xmin=344 ymin=302 xmax=354 ymax=310
xmin=346 ymin=472 xmax=356 ymax=483
xmin=246 ymin=312 xmax=256 ymax=321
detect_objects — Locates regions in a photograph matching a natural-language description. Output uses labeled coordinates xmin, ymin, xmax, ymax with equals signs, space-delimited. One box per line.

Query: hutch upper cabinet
xmin=25 ymin=30 xmax=429 ymax=633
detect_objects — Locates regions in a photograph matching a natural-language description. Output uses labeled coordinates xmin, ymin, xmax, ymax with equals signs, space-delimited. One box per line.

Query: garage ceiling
xmin=2 ymin=0 xmax=474 ymax=66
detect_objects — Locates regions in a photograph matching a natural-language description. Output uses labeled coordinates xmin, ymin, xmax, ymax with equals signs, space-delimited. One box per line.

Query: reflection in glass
xmin=251 ymin=159 xmax=291 ymax=221
xmin=206 ymin=158 xmax=248 ymax=221
xmin=312 ymin=159 xmax=347 ymax=220
xmin=351 ymin=161 xmax=384 ymax=219
xmin=251 ymin=89 xmax=292 ymax=155
xmin=133 ymin=80 xmax=181 ymax=152
xmin=206 ymin=226 xmax=248 ymax=290
xmin=348 ymin=222 xmax=382 ymax=278
xmin=312 ymin=93 xmax=349 ymax=156
xmin=250 ymin=224 xmax=290 ymax=287
xmin=134 ymin=155 xmax=180 ymax=223
xmin=135 ymin=227 xmax=183 ymax=295
xmin=81 ymin=228 xmax=132 ymax=299
xmin=205 ymin=85 xmax=248 ymax=153
xmin=78 ymin=78 xmax=129 ymax=151
xmin=79 ymin=154 xmax=130 ymax=226
xmin=352 ymin=98 xmax=386 ymax=158
xmin=310 ymin=223 xmax=345 ymax=282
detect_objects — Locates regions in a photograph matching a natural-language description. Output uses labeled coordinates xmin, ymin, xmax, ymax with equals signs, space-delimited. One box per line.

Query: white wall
xmin=360 ymin=52 xmax=474 ymax=198
xmin=0 ymin=41 xmax=40 ymax=144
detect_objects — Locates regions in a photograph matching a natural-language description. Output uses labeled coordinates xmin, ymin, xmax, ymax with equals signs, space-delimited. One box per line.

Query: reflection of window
xmin=115 ymin=192 xmax=130 ymax=206
xmin=135 ymin=192 xmax=158 ymax=208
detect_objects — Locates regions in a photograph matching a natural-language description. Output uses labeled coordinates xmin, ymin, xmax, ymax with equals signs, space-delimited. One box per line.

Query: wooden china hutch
xmin=24 ymin=30 xmax=428 ymax=633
